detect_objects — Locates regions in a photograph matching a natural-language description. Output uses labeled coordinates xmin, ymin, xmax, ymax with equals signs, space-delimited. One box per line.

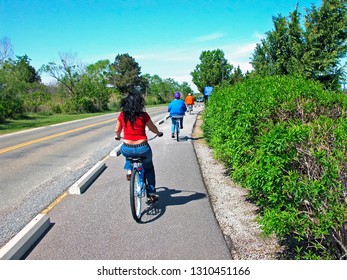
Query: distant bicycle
xmin=187 ymin=104 xmax=193 ymax=115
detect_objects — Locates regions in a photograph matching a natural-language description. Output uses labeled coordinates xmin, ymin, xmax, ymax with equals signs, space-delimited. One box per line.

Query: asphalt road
xmin=0 ymin=107 xmax=167 ymax=248
xmin=21 ymin=105 xmax=231 ymax=259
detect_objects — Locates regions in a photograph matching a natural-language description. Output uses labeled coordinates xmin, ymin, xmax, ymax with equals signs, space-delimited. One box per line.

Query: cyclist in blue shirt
xmin=168 ymin=92 xmax=187 ymax=138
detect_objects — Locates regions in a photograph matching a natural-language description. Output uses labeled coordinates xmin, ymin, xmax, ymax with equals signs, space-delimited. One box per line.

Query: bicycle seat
xmin=126 ymin=156 xmax=145 ymax=163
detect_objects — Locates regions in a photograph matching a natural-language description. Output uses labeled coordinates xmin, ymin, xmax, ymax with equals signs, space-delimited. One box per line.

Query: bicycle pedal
xmin=147 ymin=194 xmax=159 ymax=203
xmin=147 ymin=199 xmax=158 ymax=205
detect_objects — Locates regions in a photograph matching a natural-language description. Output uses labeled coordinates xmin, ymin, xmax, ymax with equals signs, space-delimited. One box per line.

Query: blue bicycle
xmin=171 ymin=116 xmax=183 ymax=142
xmin=115 ymin=134 xmax=161 ymax=222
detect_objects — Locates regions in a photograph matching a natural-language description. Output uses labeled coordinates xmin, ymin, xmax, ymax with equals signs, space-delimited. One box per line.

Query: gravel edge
xmin=192 ymin=113 xmax=282 ymax=260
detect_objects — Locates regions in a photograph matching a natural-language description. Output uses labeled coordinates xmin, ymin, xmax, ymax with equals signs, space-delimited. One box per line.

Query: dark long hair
xmin=120 ymin=93 xmax=145 ymax=125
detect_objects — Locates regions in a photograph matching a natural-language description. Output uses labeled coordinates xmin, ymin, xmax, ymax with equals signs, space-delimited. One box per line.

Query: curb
xmin=68 ymin=161 xmax=106 ymax=194
xmin=156 ymin=115 xmax=170 ymax=125
xmin=0 ymin=214 xmax=50 ymax=260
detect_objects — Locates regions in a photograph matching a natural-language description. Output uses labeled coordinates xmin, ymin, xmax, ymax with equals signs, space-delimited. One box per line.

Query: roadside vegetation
xmin=204 ymin=76 xmax=347 ymax=259
xmin=0 ymin=50 xmax=192 ymax=128
xmin=200 ymin=0 xmax=347 ymax=259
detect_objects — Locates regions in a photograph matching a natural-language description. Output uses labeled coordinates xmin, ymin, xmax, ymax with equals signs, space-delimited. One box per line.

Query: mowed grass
xmin=0 ymin=111 xmax=114 ymax=135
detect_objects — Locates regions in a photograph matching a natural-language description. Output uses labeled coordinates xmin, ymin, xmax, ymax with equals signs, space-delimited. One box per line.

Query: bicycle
xmin=187 ymin=104 xmax=193 ymax=115
xmin=115 ymin=134 xmax=161 ymax=222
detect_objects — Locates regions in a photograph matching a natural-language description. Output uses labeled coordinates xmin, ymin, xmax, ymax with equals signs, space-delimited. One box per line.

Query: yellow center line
xmin=41 ymin=192 xmax=68 ymax=215
xmin=0 ymin=118 xmax=115 ymax=155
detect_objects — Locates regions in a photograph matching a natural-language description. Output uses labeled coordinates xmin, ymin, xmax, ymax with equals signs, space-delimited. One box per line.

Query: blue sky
xmin=1 ymin=0 xmax=322 ymax=91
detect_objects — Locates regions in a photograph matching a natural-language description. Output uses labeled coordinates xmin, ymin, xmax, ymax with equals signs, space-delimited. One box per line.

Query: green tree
xmin=251 ymin=38 xmax=273 ymax=76
xmin=251 ymin=0 xmax=347 ymax=90
xmin=0 ymin=55 xmax=43 ymax=119
xmin=76 ymin=59 xmax=112 ymax=111
xmin=229 ymin=65 xmax=244 ymax=85
xmin=0 ymin=64 xmax=24 ymax=119
xmin=143 ymin=73 xmax=162 ymax=96
xmin=109 ymin=53 xmax=146 ymax=95
xmin=41 ymin=53 xmax=89 ymax=112
xmin=251 ymin=14 xmax=292 ymax=76
xmin=287 ymin=8 xmax=305 ymax=74
xmin=142 ymin=74 xmax=192 ymax=103
xmin=303 ymin=0 xmax=347 ymax=89
xmin=179 ymin=81 xmax=193 ymax=96
xmin=12 ymin=55 xmax=41 ymax=83
xmin=41 ymin=53 xmax=84 ymax=97
xmin=191 ymin=49 xmax=232 ymax=93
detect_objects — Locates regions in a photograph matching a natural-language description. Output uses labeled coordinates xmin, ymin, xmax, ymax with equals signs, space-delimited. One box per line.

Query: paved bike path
xmin=25 ymin=107 xmax=231 ymax=260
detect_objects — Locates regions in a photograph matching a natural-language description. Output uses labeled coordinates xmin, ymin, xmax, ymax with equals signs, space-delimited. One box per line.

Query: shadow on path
xmin=139 ymin=186 xmax=206 ymax=224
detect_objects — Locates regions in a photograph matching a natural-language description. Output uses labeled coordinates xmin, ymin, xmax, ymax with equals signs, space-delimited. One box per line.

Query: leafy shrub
xmin=145 ymin=95 xmax=161 ymax=105
xmin=203 ymin=75 xmax=347 ymax=259
xmin=22 ymin=90 xmax=51 ymax=113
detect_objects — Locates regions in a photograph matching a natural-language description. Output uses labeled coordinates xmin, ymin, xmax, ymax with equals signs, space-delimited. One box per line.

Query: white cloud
xmin=231 ymin=43 xmax=257 ymax=57
xmin=209 ymin=42 xmax=256 ymax=72
xmin=195 ymin=33 xmax=224 ymax=42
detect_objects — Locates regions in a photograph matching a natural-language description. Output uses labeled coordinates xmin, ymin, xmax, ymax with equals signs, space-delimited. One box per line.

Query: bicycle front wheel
xmin=130 ymin=169 xmax=144 ymax=222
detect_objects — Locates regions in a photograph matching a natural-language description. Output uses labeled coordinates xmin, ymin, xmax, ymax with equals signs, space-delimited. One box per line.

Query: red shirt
xmin=117 ymin=112 xmax=150 ymax=141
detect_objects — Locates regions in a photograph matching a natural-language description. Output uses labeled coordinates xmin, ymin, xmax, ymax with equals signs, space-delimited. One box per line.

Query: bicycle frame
xmin=131 ymin=160 xmax=146 ymax=197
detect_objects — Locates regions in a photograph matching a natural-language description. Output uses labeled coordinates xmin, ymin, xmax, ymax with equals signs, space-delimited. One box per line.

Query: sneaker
xmin=126 ymin=170 xmax=131 ymax=181
xmin=180 ymin=125 xmax=183 ymax=129
xmin=171 ymin=133 xmax=175 ymax=138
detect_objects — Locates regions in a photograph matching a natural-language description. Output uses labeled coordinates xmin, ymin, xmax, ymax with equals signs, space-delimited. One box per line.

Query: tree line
xmin=0 ymin=48 xmax=193 ymax=121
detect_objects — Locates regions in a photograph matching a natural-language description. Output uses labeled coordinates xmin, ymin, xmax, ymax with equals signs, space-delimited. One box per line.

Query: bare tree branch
xmin=0 ymin=37 xmax=14 ymax=64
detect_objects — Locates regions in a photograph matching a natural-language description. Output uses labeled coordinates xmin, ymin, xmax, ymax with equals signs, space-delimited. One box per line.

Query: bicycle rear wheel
xmin=129 ymin=169 xmax=144 ymax=221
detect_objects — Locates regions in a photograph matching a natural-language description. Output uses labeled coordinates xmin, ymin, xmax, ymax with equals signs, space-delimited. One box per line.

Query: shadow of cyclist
xmin=139 ymin=186 xmax=206 ymax=224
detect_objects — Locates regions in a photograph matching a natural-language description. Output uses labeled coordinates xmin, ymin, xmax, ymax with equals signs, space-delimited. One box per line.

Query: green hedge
xmin=203 ymin=76 xmax=347 ymax=259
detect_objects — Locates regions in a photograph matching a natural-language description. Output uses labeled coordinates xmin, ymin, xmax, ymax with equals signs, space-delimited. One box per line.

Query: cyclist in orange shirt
xmin=185 ymin=93 xmax=194 ymax=114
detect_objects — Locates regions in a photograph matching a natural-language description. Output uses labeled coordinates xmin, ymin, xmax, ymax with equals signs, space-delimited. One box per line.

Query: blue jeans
xmin=120 ymin=143 xmax=156 ymax=193
xmin=171 ymin=116 xmax=183 ymax=133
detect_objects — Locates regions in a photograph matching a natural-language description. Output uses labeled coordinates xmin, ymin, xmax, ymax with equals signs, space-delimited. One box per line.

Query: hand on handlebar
xmin=115 ymin=136 xmax=121 ymax=141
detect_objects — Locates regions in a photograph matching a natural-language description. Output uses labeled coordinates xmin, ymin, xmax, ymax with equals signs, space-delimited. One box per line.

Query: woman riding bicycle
xmin=168 ymin=92 xmax=187 ymax=138
xmin=115 ymin=93 xmax=163 ymax=202
xmin=184 ymin=93 xmax=194 ymax=114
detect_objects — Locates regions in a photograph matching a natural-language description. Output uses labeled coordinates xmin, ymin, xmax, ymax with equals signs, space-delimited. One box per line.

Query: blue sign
xmin=204 ymin=86 xmax=214 ymax=96
xmin=340 ymin=82 xmax=347 ymax=90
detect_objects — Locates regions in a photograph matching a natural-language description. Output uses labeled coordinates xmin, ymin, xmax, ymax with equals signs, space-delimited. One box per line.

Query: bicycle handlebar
xmin=115 ymin=132 xmax=163 ymax=141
